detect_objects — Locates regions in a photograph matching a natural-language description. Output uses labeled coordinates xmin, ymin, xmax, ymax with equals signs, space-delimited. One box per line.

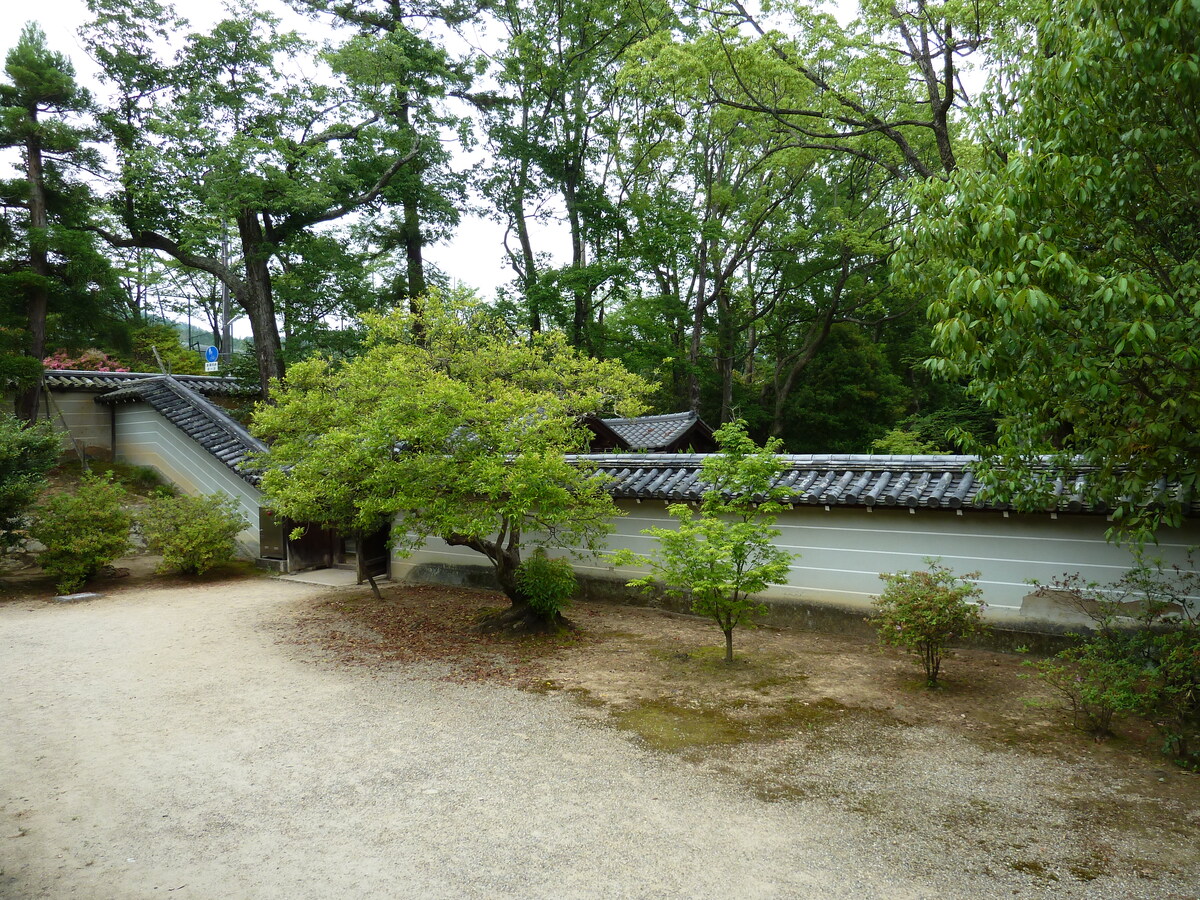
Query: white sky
xmin=0 ymin=0 xmax=545 ymax=338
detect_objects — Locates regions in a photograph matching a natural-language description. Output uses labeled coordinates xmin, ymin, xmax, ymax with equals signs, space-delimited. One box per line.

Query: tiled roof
xmin=45 ymin=369 xmax=252 ymax=397
xmin=95 ymin=376 xmax=265 ymax=485
xmin=600 ymin=412 xmax=713 ymax=451
xmin=570 ymin=453 xmax=1162 ymax=514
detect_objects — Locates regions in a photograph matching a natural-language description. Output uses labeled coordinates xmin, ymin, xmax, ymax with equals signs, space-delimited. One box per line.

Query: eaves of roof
xmin=567 ymin=452 xmax=1183 ymax=515
xmin=45 ymin=369 xmax=252 ymax=397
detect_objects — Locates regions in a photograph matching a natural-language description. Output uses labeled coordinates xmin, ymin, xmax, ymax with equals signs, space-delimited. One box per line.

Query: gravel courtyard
xmin=1 ymin=574 xmax=1196 ymax=899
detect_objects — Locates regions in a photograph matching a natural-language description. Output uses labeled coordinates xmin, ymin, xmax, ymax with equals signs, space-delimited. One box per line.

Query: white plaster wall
xmin=392 ymin=501 xmax=1200 ymax=630
xmin=44 ymin=392 xmax=112 ymax=457
xmin=112 ymin=406 xmax=262 ymax=557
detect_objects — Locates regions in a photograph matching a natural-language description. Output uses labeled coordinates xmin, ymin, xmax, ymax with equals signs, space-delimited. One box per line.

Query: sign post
xmin=204 ymin=345 xmax=219 ymax=373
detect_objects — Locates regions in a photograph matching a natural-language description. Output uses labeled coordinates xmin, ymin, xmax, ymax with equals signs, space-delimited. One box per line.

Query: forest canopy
xmin=1 ymin=0 xmax=1196 ymax=540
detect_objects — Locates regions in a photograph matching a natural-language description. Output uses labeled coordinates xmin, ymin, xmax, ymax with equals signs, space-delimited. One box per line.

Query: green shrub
xmin=1031 ymin=635 xmax=1145 ymax=737
xmin=140 ymin=492 xmax=249 ymax=576
xmin=514 ymin=550 xmax=577 ymax=617
xmin=1143 ymin=623 xmax=1200 ymax=768
xmin=31 ymin=472 xmax=132 ymax=593
xmin=0 ymin=415 xmax=60 ymax=550
xmin=871 ymin=560 xmax=988 ymax=688
xmin=129 ymin=323 xmax=204 ymax=375
xmin=1030 ymin=563 xmax=1200 ymax=767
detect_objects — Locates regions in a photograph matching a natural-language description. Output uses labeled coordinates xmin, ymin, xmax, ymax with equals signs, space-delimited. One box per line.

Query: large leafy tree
xmin=896 ymin=0 xmax=1200 ymax=538
xmin=253 ymin=290 xmax=650 ymax=631
xmin=289 ymin=0 xmax=474 ymax=309
xmin=84 ymin=0 xmax=439 ymax=398
xmin=707 ymin=0 xmax=1003 ymax=180
xmin=0 ymin=23 xmax=125 ymax=420
xmin=481 ymin=0 xmax=663 ymax=348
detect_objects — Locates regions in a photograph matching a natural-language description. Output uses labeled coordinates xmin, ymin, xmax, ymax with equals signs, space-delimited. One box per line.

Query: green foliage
xmin=129 ymin=323 xmax=204 ymax=375
xmin=1 ymin=22 xmax=128 ymax=393
xmin=1031 ymin=562 xmax=1200 ymax=767
xmin=894 ymin=0 xmax=1200 ymax=541
xmin=139 ymin=492 xmax=249 ymax=576
xmin=779 ymin=324 xmax=909 ymax=452
xmin=0 ymin=334 xmax=43 ymax=389
xmin=0 ymin=414 xmax=60 ymax=549
xmin=254 ymin=289 xmax=651 ymax=620
xmin=870 ymin=428 xmax=944 ymax=456
xmin=30 ymin=472 xmax=131 ymax=593
xmin=616 ymin=421 xmax=794 ymax=662
xmin=871 ymin=561 xmax=988 ymax=688
xmin=1142 ymin=624 xmax=1200 ymax=768
xmin=1031 ymin=640 xmax=1144 ymax=738
xmin=514 ymin=550 xmax=578 ymax=618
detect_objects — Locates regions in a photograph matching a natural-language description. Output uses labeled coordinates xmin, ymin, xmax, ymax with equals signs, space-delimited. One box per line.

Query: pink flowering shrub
xmin=42 ymin=349 xmax=130 ymax=372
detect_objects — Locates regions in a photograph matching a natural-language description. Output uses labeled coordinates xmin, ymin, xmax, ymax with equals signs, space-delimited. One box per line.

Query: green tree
xmin=0 ymin=23 xmax=125 ymax=420
xmin=289 ymin=0 xmax=472 ymax=312
xmin=0 ymin=414 xmax=59 ymax=550
xmin=616 ymin=421 xmax=794 ymax=662
xmin=895 ymin=0 xmax=1200 ymax=540
xmin=84 ymin=1 xmax=442 ymax=397
xmin=706 ymin=0 xmax=1002 ymax=180
xmin=482 ymin=0 xmax=661 ymax=348
xmin=253 ymin=290 xmax=650 ymax=631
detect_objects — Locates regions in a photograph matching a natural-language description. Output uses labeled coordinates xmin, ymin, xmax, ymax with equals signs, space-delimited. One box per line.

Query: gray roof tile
xmin=46 ymin=369 xmax=252 ymax=397
xmin=567 ymin=453 xmax=1181 ymax=515
xmin=599 ymin=411 xmax=714 ymax=451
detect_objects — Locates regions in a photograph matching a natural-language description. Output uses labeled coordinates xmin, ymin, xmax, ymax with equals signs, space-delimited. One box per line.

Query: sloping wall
xmin=112 ymin=406 xmax=262 ymax=556
xmin=391 ymin=501 xmax=1200 ymax=634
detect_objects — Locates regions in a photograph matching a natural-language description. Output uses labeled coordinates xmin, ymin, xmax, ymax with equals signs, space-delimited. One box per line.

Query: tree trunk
xmin=724 ymin=627 xmax=734 ymax=663
xmin=688 ymin=236 xmax=710 ymax=414
xmin=444 ymin=528 xmax=569 ymax=634
xmin=716 ymin=288 xmax=735 ymax=424
xmin=236 ymin=212 xmax=286 ymax=400
xmin=564 ymin=159 xmax=590 ymax=351
xmin=16 ymin=127 xmax=49 ymax=423
xmin=398 ymin=100 xmax=427 ymax=342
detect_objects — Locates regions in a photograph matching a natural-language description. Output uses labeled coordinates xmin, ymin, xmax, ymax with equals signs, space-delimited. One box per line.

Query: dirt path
xmin=1 ymin=575 xmax=936 ymax=900
xmin=2 ymin=575 xmax=1196 ymax=899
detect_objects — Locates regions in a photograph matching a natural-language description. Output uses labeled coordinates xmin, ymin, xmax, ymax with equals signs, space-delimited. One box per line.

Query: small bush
xmin=1029 ymin=562 xmax=1200 ymax=767
xmin=140 ymin=493 xmax=249 ymax=576
xmin=871 ymin=560 xmax=988 ymax=688
xmin=42 ymin=348 xmax=130 ymax=372
xmin=31 ymin=472 xmax=132 ymax=593
xmin=1031 ymin=636 xmax=1144 ymax=737
xmin=1140 ymin=623 xmax=1200 ymax=768
xmin=514 ymin=550 xmax=577 ymax=617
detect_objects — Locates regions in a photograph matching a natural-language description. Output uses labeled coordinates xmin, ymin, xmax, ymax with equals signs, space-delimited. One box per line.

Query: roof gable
xmin=593 ymin=412 xmax=716 ymax=452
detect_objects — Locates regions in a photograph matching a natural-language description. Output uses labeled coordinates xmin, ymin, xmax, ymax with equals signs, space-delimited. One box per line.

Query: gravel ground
xmin=1 ymin=576 xmax=1195 ymax=899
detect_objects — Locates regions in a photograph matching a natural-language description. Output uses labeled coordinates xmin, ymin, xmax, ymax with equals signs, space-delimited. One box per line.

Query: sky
xmin=0 ymin=0 xmax=545 ymax=337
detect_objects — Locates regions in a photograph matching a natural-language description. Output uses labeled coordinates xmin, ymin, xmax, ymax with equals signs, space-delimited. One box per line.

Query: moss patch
xmin=610 ymin=696 xmax=861 ymax=752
